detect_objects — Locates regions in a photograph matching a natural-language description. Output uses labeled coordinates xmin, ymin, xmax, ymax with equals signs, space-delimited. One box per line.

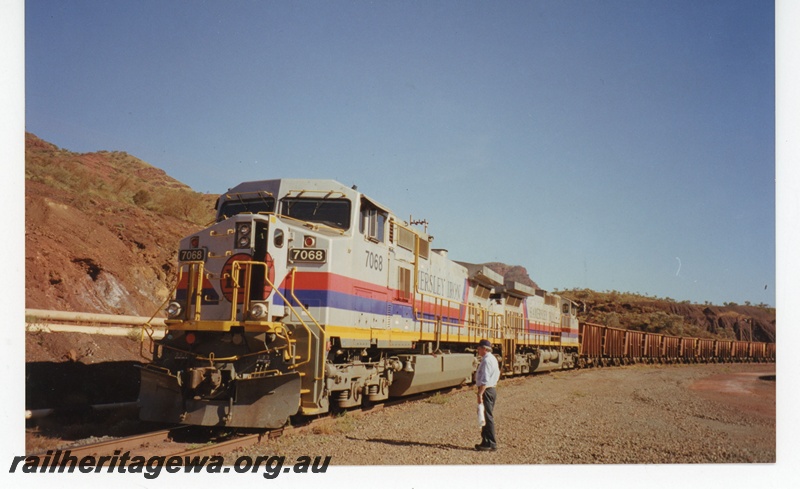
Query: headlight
xmin=166 ymin=301 xmax=183 ymax=318
xmin=249 ymin=303 xmax=268 ymax=320
xmin=236 ymin=222 xmax=252 ymax=249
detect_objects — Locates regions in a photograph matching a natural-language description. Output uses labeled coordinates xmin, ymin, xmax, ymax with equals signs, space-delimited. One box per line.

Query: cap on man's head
xmin=478 ymin=339 xmax=492 ymax=349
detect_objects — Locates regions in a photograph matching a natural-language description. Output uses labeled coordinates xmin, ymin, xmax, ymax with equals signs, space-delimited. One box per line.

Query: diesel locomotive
xmin=138 ymin=179 xmax=773 ymax=429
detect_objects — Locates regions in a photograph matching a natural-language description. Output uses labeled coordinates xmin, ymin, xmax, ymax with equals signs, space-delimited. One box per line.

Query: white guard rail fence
xmin=25 ymin=309 xmax=166 ymax=339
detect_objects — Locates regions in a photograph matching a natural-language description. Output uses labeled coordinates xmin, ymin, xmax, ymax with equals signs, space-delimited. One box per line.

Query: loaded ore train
xmin=138 ymin=179 xmax=775 ymax=428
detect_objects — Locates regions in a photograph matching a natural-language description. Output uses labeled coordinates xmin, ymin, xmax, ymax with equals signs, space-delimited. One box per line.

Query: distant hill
xmin=24 ymin=133 xmax=775 ymax=341
xmin=481 ymin=262 xmax=539 ymax=289
xmin=476 ymin=263 xmax=774 ymax=342
xmin=554 ymin=289 xmax=775 ymax=343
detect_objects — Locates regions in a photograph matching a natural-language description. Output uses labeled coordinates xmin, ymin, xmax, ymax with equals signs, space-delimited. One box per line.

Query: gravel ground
xmin=228 ymin=363 xmax=775 ymax=466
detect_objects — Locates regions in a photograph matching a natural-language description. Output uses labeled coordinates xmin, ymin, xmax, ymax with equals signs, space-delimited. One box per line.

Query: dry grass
xmin=311 ymin=413 xmax=357 ymax=435
xmin=25 ymin=133 xmax=215 ymax=226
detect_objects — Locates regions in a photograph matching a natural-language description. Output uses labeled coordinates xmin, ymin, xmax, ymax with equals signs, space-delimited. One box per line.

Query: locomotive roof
xmin=225 ymin=178 xmax=356 ymax=197
xmin=222 ymin=179 xmax=393 ymax=213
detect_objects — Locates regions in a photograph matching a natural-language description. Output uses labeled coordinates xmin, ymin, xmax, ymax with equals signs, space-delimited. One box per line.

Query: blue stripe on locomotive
xmin=274 ymin=289 xmax=413 ymax=319
xmin=274 ymin=289 xmax=464 ymax=324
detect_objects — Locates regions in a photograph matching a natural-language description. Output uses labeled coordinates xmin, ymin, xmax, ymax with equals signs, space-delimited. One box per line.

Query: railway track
xmin=32 ymin=426 xmax=187 ymax=460
xmin=29 ymin=425 xmax=274 ymax=462
xmin=28 ymin=382 xmax=474 ymax=461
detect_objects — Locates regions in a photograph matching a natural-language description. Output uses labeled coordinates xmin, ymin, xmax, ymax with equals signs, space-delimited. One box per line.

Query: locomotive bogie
xmin=529 ymin=348 xmax=576 ymax=372
xmin=324 ymin=356 xmax=394 ymax=409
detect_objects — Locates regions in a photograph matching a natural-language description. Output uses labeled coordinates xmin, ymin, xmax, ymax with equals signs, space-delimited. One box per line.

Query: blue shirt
xmin=475 ymin=352 xmax=499 ymax=387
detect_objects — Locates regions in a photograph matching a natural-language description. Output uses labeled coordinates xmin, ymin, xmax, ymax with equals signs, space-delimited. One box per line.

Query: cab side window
xmin=360 ymin=200 xmax=387 ymax=243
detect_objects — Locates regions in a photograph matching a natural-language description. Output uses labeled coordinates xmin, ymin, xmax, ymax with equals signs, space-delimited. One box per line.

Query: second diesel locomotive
xmin=139 ymin=179 xmax=580 ymax=428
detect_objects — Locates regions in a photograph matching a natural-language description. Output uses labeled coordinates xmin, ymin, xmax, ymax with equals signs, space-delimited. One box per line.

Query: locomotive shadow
xmin=25 ymin=360 xmax=152 ymax=442
xmin=26 ymin=360 xmax=143 ymax=410
xmin=345 ymin=435 xmax=473 ymax=452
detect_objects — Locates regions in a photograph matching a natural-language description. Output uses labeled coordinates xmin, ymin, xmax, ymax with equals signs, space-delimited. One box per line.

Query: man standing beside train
xmin=475 ymin=339 xmax=499 ymax=451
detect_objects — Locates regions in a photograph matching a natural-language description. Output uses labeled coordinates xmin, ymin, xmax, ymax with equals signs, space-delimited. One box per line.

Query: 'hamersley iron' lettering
xmin=417 ymin=270 xmax=462 ymax=300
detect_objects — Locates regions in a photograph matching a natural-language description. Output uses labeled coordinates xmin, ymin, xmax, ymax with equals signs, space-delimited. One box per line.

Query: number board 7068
xmin=290 ymin=248 xmax=327 ymax=263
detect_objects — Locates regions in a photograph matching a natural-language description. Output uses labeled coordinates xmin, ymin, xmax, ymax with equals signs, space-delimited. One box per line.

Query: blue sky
xmin=23 ymin=0 xmax=777 ymax=307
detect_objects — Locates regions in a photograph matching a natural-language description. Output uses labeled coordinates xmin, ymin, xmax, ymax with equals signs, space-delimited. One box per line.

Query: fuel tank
xmin=388 ymin=353 xmax=474 ymax=397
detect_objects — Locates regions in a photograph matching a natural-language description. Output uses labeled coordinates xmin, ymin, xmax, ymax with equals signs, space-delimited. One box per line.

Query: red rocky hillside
xmin=25 ymin=133 xmax=215 ymax=316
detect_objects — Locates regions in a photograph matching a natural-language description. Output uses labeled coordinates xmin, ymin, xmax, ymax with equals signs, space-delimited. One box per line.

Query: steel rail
xmin=177 ymin=432 xmax=270 ymax=458
xmin=31 ymin=427 xmax=185 ymax=460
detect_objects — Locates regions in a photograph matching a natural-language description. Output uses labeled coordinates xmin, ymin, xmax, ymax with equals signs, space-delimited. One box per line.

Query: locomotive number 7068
xmin=365 ymin=250 xmax=383 ymax=271
xmin=290 ymin=248 xmax=327 ymax=263
xmin=178 ymin=248 xmax=206 ymax=261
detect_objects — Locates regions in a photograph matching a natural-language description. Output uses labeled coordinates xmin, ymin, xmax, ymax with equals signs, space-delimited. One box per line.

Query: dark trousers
xmin=481 ymin=387 xmax=497 ymax=448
